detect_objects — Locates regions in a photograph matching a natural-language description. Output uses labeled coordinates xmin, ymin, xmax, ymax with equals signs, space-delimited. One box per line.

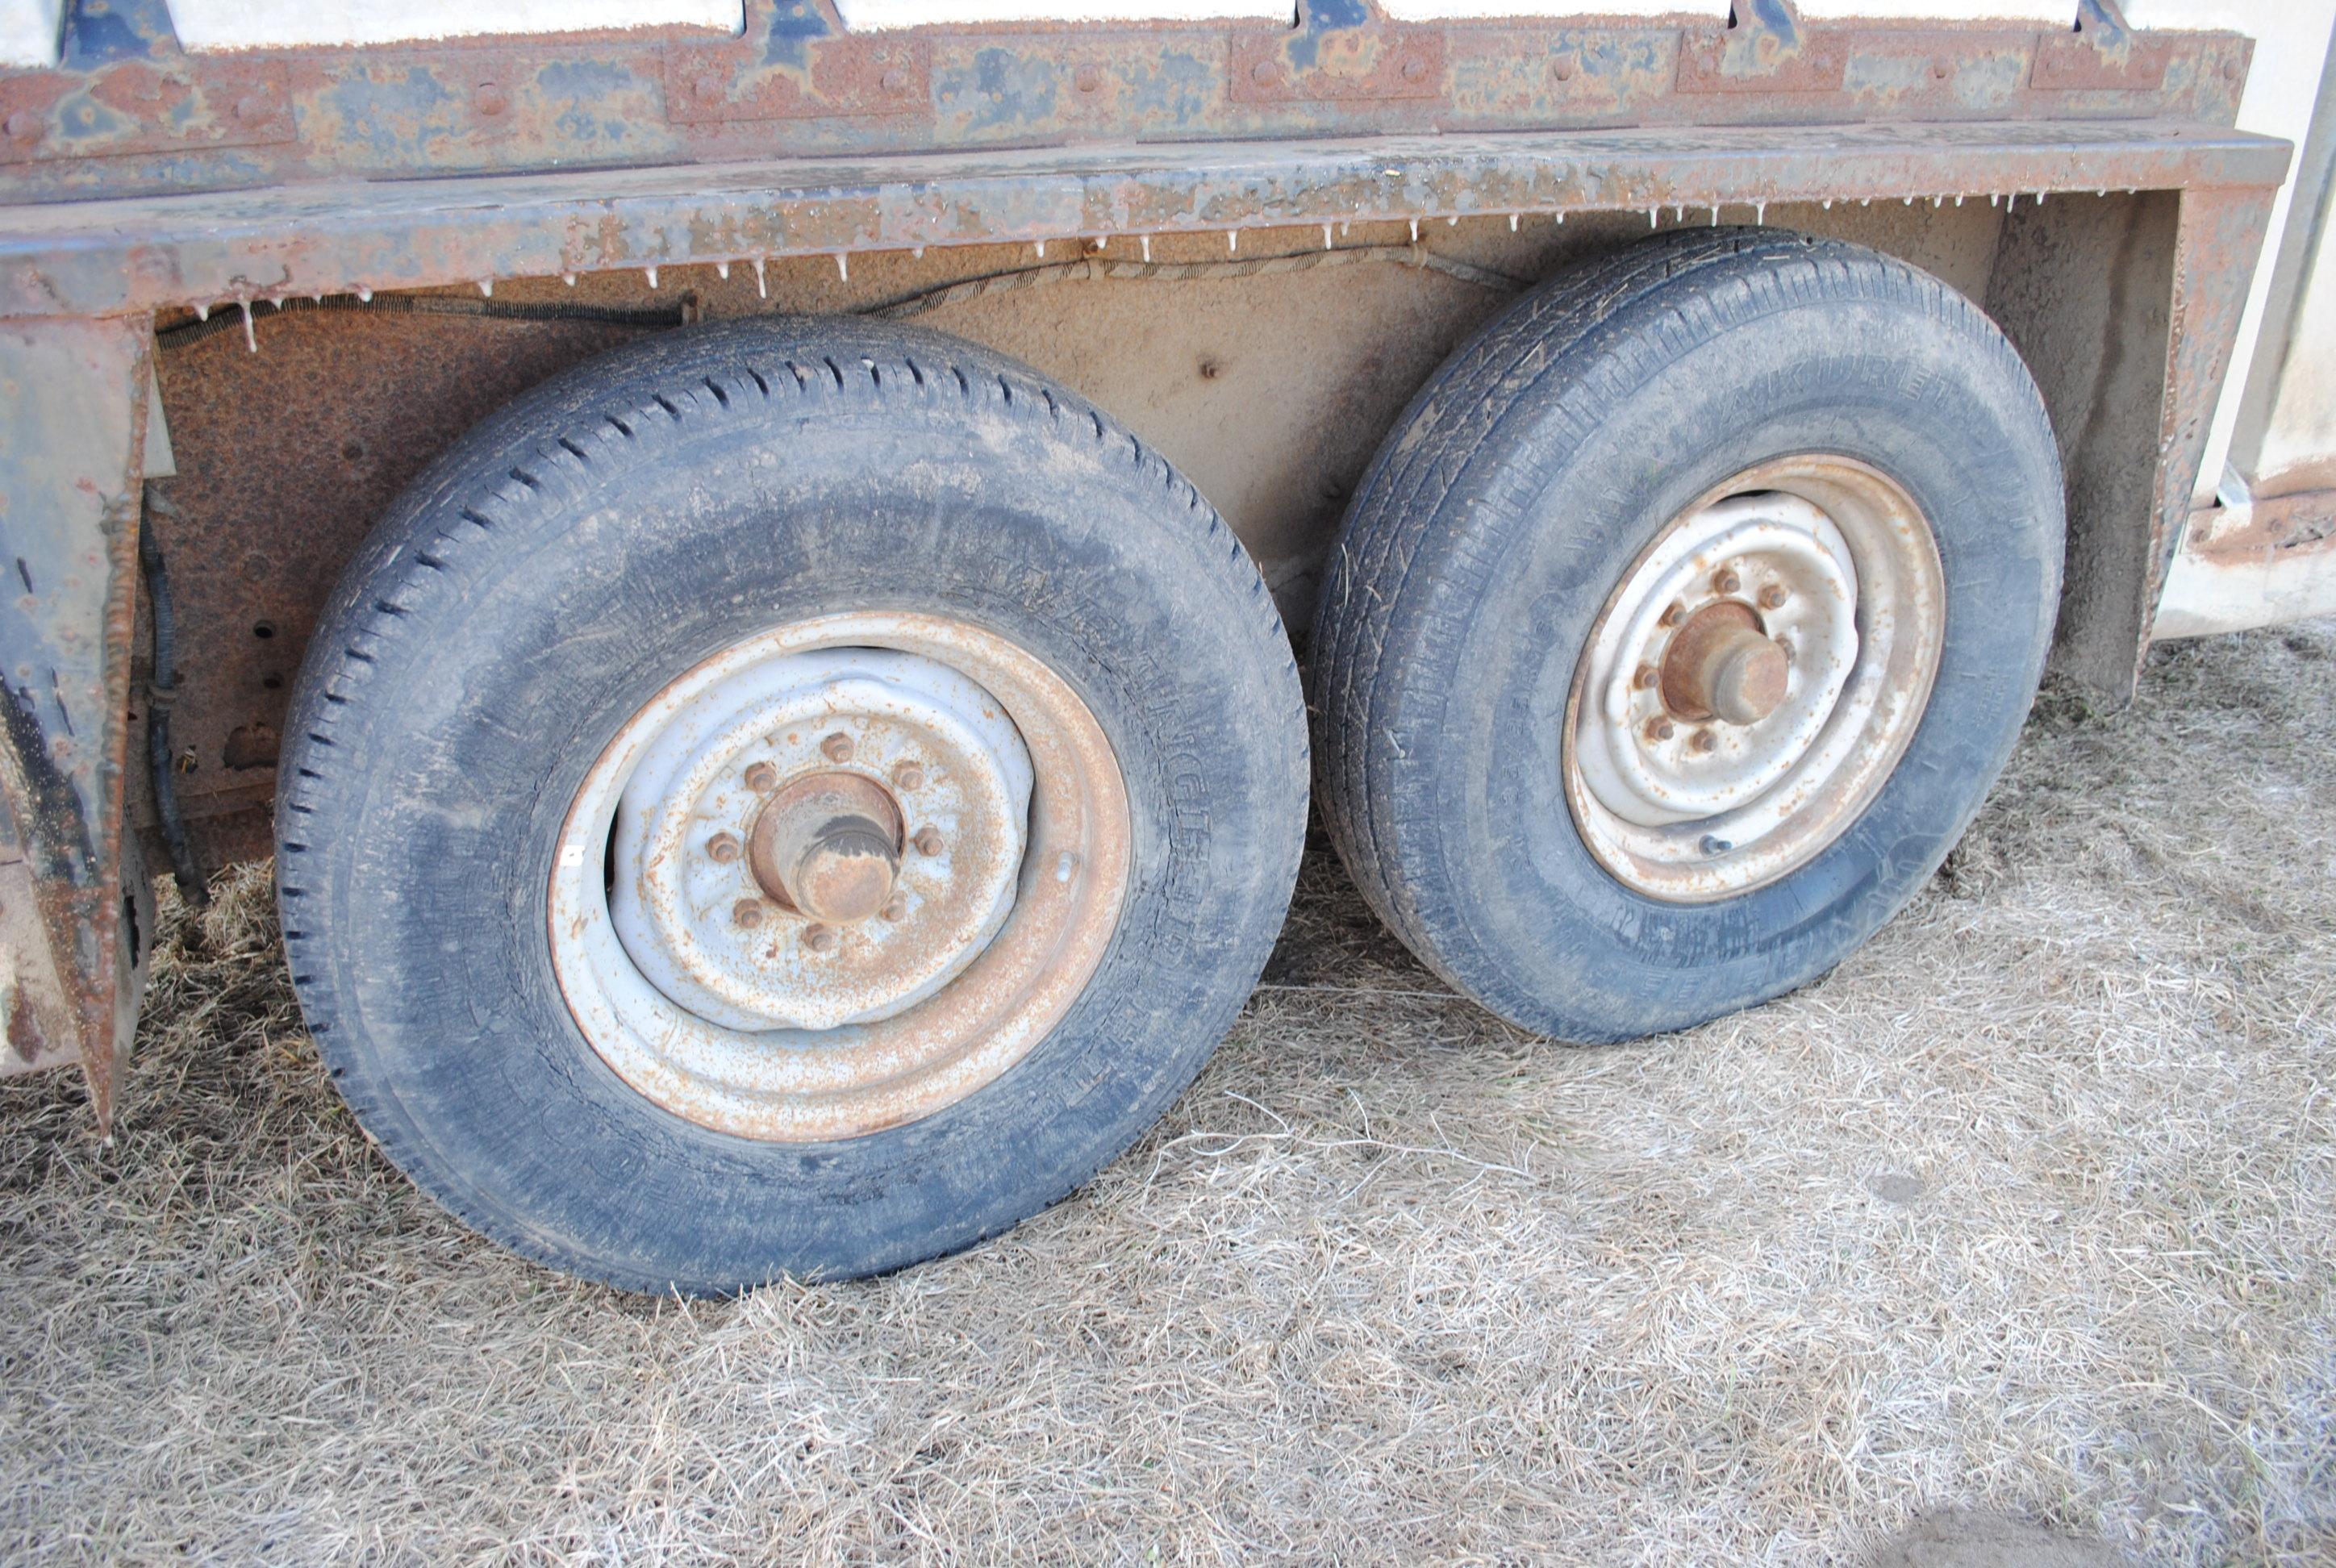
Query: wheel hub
xmin=607 ymin=648 xmax=1033 ymax=1033
xmin=1565 ymin=457 xmax=1946 ymax=902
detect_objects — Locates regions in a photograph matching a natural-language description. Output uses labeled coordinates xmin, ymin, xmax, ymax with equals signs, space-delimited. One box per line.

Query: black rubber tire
xmin=1312 ymin=229 xmax=2063 ymax=1042
xmin=276 ymin=316 xmax=1307 ymax=1294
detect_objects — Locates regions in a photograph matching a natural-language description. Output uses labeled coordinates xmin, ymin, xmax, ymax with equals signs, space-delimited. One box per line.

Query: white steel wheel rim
xmin=549 ymin=612 xmax=1131 ymax=1142
xmin=1563 ymin=456 xmax=1946 ymax=903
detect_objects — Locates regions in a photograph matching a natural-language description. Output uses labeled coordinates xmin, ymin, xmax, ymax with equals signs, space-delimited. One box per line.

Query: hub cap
xmin=550 ymin=613 xmax=1130 ymax=1141
xmin=1564 ymin=456 xmax=1946 ymax=902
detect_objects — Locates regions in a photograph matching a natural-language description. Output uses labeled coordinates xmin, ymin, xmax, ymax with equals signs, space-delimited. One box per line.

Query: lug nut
xmin=745 ymin=761 xmax=778 ymax=793
xmin=1643 ymin=717 xmax=1675 ymax=743
xmin=1633 ymin=665 xmax=1659 ymax=690
xmin=732 ymin=899 xmax=765 ymax=929
xmin=803 ymin=924 xmax=839 ymax=954
xmin=1758 ymin=584 xmax=1788 ymax=611
xmin=893 ymin=761 xmax=926 ymax=790
xmin=1659 ymin=602 xmax=1686 ymax=628
xmin=707 ymin=831 xmax=741 ymax=863
xmin=820 ymin=732 xmax=854 ymax=763
xmin=881 ymin=895 xmax=909 ymax=923
xmin=1690 ymin=728 xmax=1717 ymax=753
xmin=912 ymin=826 xmax=945 ymax=856
xmin=1713 ymin=567 xmax=1742 ymax=595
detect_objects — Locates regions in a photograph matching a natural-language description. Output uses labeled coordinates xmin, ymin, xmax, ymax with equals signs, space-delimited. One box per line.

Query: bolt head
xmin=880 ymin=895 xmax=909 ymax=923
xmin=473 ymin=82 xmax=507 ymax=117
xmin=1757 ymin=584 xmax=1787 ymax=611
xmin=1074 ymin=65 xmax=1103 ymax=93
xmin=893 ymin=761 xmax=926 ymax=790
xmin=1659 ymin=602 xmax=1686 ymax=628
xmin=820 ymin=732 xmax=854 ymax=763
xmin=912 ymin=826 xmax=945 ymax=857
xmin=732 ymin=899 xmax=765 ymax=930
xmin=1643 ymin=717 xmax=1675 ymax=743
xmin=1634 ymin=664 xmax=1659 ymax=690
xmin=1690 ymin=728 xmax=1717 ymax=753
xmin=1400 ymin=55 xmax=1429 ymax=82
xmin=1713 ymin=568 xmax=1742 ymax=595
xmin=707 ymin=831 xmax=741 ymax=864
xmin=745 ymin=761 xmax=779 ymax=793
xmin=880 ymin=65 xmax=908 ymax=93
xmin=1550 ymin=58 xmax=1575 ymax=82
xmin=803 ymin=924 xmax=840 ymax=954
xmin=3 ymin=110 xmax=41 ymax=143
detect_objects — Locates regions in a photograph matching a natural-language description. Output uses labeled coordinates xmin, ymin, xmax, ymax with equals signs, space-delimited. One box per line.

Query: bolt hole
xmin=252 ymin=620 xmax=277 ymax=640
xmin=261 ymin=673 xmax=283 ymax=690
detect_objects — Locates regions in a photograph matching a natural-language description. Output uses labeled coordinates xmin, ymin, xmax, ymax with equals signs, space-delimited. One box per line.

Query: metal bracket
xmin=0 ymin=56 xmax=290 ymax=165
xmin=1230 ymin=26 xmax=1448 ymax=105
xmin=1677 ymin=0 xmax=1846 ymax=96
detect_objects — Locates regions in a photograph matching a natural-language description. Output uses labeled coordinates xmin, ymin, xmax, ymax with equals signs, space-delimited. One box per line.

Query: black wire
xmin=138 ymin=490 xmax=208 ymax=907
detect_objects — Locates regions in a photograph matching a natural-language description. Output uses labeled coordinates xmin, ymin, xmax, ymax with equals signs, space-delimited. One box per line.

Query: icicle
xmin=1555 ymin=210 xmax=1565 ymax=224
xmin=1955 ymin=194 xmax=1965 ymax=205
xmin=1673 ymin=204 xmax=1683 ymax=223
xmin=1226 ymin=230 xmax=1237 ymax=253
xmin=1340 ymin=220 xmax=1350 ymax=236
xmin=1932 ymin=194 xmax=1943 ymax=207
xmin=356 ymin=287 xmax=373 ymax=302
xmin=1140 ymin=235 xmax=1152 ymax=261
xmin=1035 ymin=240 xmax=1046 ymax=258
xmin=1648 ymin=207 xmax=1658 ymax=229
xmin=238 ymin=297 xmax=256 ymax=353
xmin=752 ymin=256 xmax=767 ymax=298
xmin=2006 ymin=193 xmax=2017 ymax=210
xmin=1323 ymin=223 xmax=1333 ymax=249
xmin=912 ymin=246 xmax=925 ymax=258
xmin=1509 ymin=212 xmax=1519 ymax=231
xmin=1409 ymin=218 xmax=1420 ymax=242
xmin=1989 ymin=193 xmax=2000 ymax=206
xmin=561 ymin=273 xmax=578 ymax=287
xmin=644 ymin=266 xmax=659 ymax=289
xmin=1823 ymin=198 xmax=1833 ymax=210
xmin=1754 ymin=201 xmax=1765 ymax=225
xmin=2038 ymin=190 xmax=2047 ymax=202
xmin=1904 ymin=195 xmax=1913 ymax=205
xmin=836 ymin=252 xmax=849 ymax=280
xmin=478 ymin=277 xmax=494 ymax=297
xmin=1711 ymin=205 xmax=1720 ymax=227
xmin=1447 ymin=215 xmax=1458 ymax=226
xmin=716 ymin=261 xmax=730 ymax=279
xmin=194 ymin=303 xmax=210 ymax=321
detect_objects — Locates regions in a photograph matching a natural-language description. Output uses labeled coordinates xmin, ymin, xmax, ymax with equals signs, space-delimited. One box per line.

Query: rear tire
xmin=277 ymin=317 xmax=1307 ymax=1293
xmin=1312 ymin=230 xmax=2063 ymax=1041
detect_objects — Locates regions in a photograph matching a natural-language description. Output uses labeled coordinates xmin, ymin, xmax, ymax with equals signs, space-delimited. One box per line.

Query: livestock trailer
xmin=0 ymin=0 xmax=2330 ymax=1291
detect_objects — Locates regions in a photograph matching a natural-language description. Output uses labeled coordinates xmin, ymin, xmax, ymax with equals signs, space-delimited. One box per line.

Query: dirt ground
xmin=4 ymin=619 xmax=2332 ymax=1565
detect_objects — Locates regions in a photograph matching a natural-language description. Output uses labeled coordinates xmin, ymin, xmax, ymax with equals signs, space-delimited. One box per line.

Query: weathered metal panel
xmin=0 ymin=315 xmax=148 ymax=1114
xmin=0 ymin=119 xmax=2290 ymax=319
xmin=2155 ymin=488 xmax=2336 ymax=636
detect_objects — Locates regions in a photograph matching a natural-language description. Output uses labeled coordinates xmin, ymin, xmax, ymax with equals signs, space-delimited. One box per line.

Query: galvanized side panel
xmin=0 ymin=315 xmax=149 ymax=1112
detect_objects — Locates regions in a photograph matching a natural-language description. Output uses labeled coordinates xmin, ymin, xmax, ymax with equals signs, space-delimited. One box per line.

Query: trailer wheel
xmin=276 ymin=318 xmax=1305 ymax=1293
xmin=1312 ymin=230 xmax=2063 ymax=1041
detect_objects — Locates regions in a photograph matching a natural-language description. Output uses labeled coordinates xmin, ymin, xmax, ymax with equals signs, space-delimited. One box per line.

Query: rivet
xmin=3 ymin=110 xmax=41 ymax=143
xmin=1758 ymin=584 xmax=1788 ymax=610
xmin=745 ymin=761 xmax=778 ymax=793
xmin=1643 ymin=717 xmax=1675 ymax=743
xmin=707 ymin=832 xmax=741 ymax=864
xmin=820 ymin=732 xmax=854 ymax=763
xmin=1550 ymin=58 xmax=1575 ymax=82
xmin=912 ymin=826 xmax=945 ymax=856
xmin=1659 ymin=602 xmax=1686 ymax=628
xmin=1250 ymin=57 xmax=1279 ymax=85
xmin=473 ymin=81 xmax=508 ymax=117
xmin=1400 ymin=55 xmax=1429 ymax=83
xmin=1634 ymin=665 xmax=1659 ymax=690
xmin=1713 ymin=568 xmax=1742 ymax=595
xmin=880 ymin=895 xmax=909 ymax=923
xmin=732 ymin=899 xmax=765 ymax=929
xmin=803 ymin=924 xmax=839 ymax=953
xmin=893 ymin=761 xmax=926 ymax=790
xmin=1074 ymin=65 xmax=1103 ymax=94
xmin=1690 ymin=729 xmax=1717 ymax=753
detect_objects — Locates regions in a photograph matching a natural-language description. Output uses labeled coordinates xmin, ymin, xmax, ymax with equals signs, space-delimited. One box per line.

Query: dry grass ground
xmin=4 ymin=621 xmax=2333 ymax=1566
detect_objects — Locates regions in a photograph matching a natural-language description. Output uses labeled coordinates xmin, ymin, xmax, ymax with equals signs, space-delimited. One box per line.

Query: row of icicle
xmin=198 ymin=186 xmax=2145 ymax=353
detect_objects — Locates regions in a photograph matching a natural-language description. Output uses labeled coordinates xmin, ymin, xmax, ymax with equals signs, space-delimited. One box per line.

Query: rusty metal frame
xmin=0 ymin=0 xmax=2296 ymax=1113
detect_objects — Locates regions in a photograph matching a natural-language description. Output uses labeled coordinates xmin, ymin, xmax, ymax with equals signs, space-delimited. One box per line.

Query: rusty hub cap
xmin=1564 ymin=456 xmax=1946 ymax=902
xmin=548 ymin=613 xmax=1130 ymax=1141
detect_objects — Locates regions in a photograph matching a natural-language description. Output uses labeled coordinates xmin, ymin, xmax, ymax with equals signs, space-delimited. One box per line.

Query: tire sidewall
xmin=1383 ymin=288 xmax=2061 ymax=1039
xmin=289 ymin=328 xmax=1304 ymax=1291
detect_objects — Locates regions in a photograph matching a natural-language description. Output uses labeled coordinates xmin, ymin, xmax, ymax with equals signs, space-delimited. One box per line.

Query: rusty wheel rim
xmin=549 ymin=612 xmax=1131 ymax=1141
xmin=1563 ymin=456 xmax=1946 ymax=903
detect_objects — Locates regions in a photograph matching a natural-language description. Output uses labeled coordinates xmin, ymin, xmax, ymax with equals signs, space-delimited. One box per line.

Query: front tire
xmin=1312 ymin=230 xmax=2063 ymax=1042
xmin=277 ymin=317 xmax=1307 ymax=1293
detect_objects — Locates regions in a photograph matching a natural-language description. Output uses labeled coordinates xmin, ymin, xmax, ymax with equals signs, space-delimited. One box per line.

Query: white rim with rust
xmin=1563 ymin=456 xmax=1946 ymax=903
xmin=549 ymin=612 xmax=1130 ymax=1141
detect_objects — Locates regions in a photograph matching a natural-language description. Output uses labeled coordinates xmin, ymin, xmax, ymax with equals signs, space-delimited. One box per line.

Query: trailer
xmin=0 ymin=0 xmax=2328 ymax=1291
